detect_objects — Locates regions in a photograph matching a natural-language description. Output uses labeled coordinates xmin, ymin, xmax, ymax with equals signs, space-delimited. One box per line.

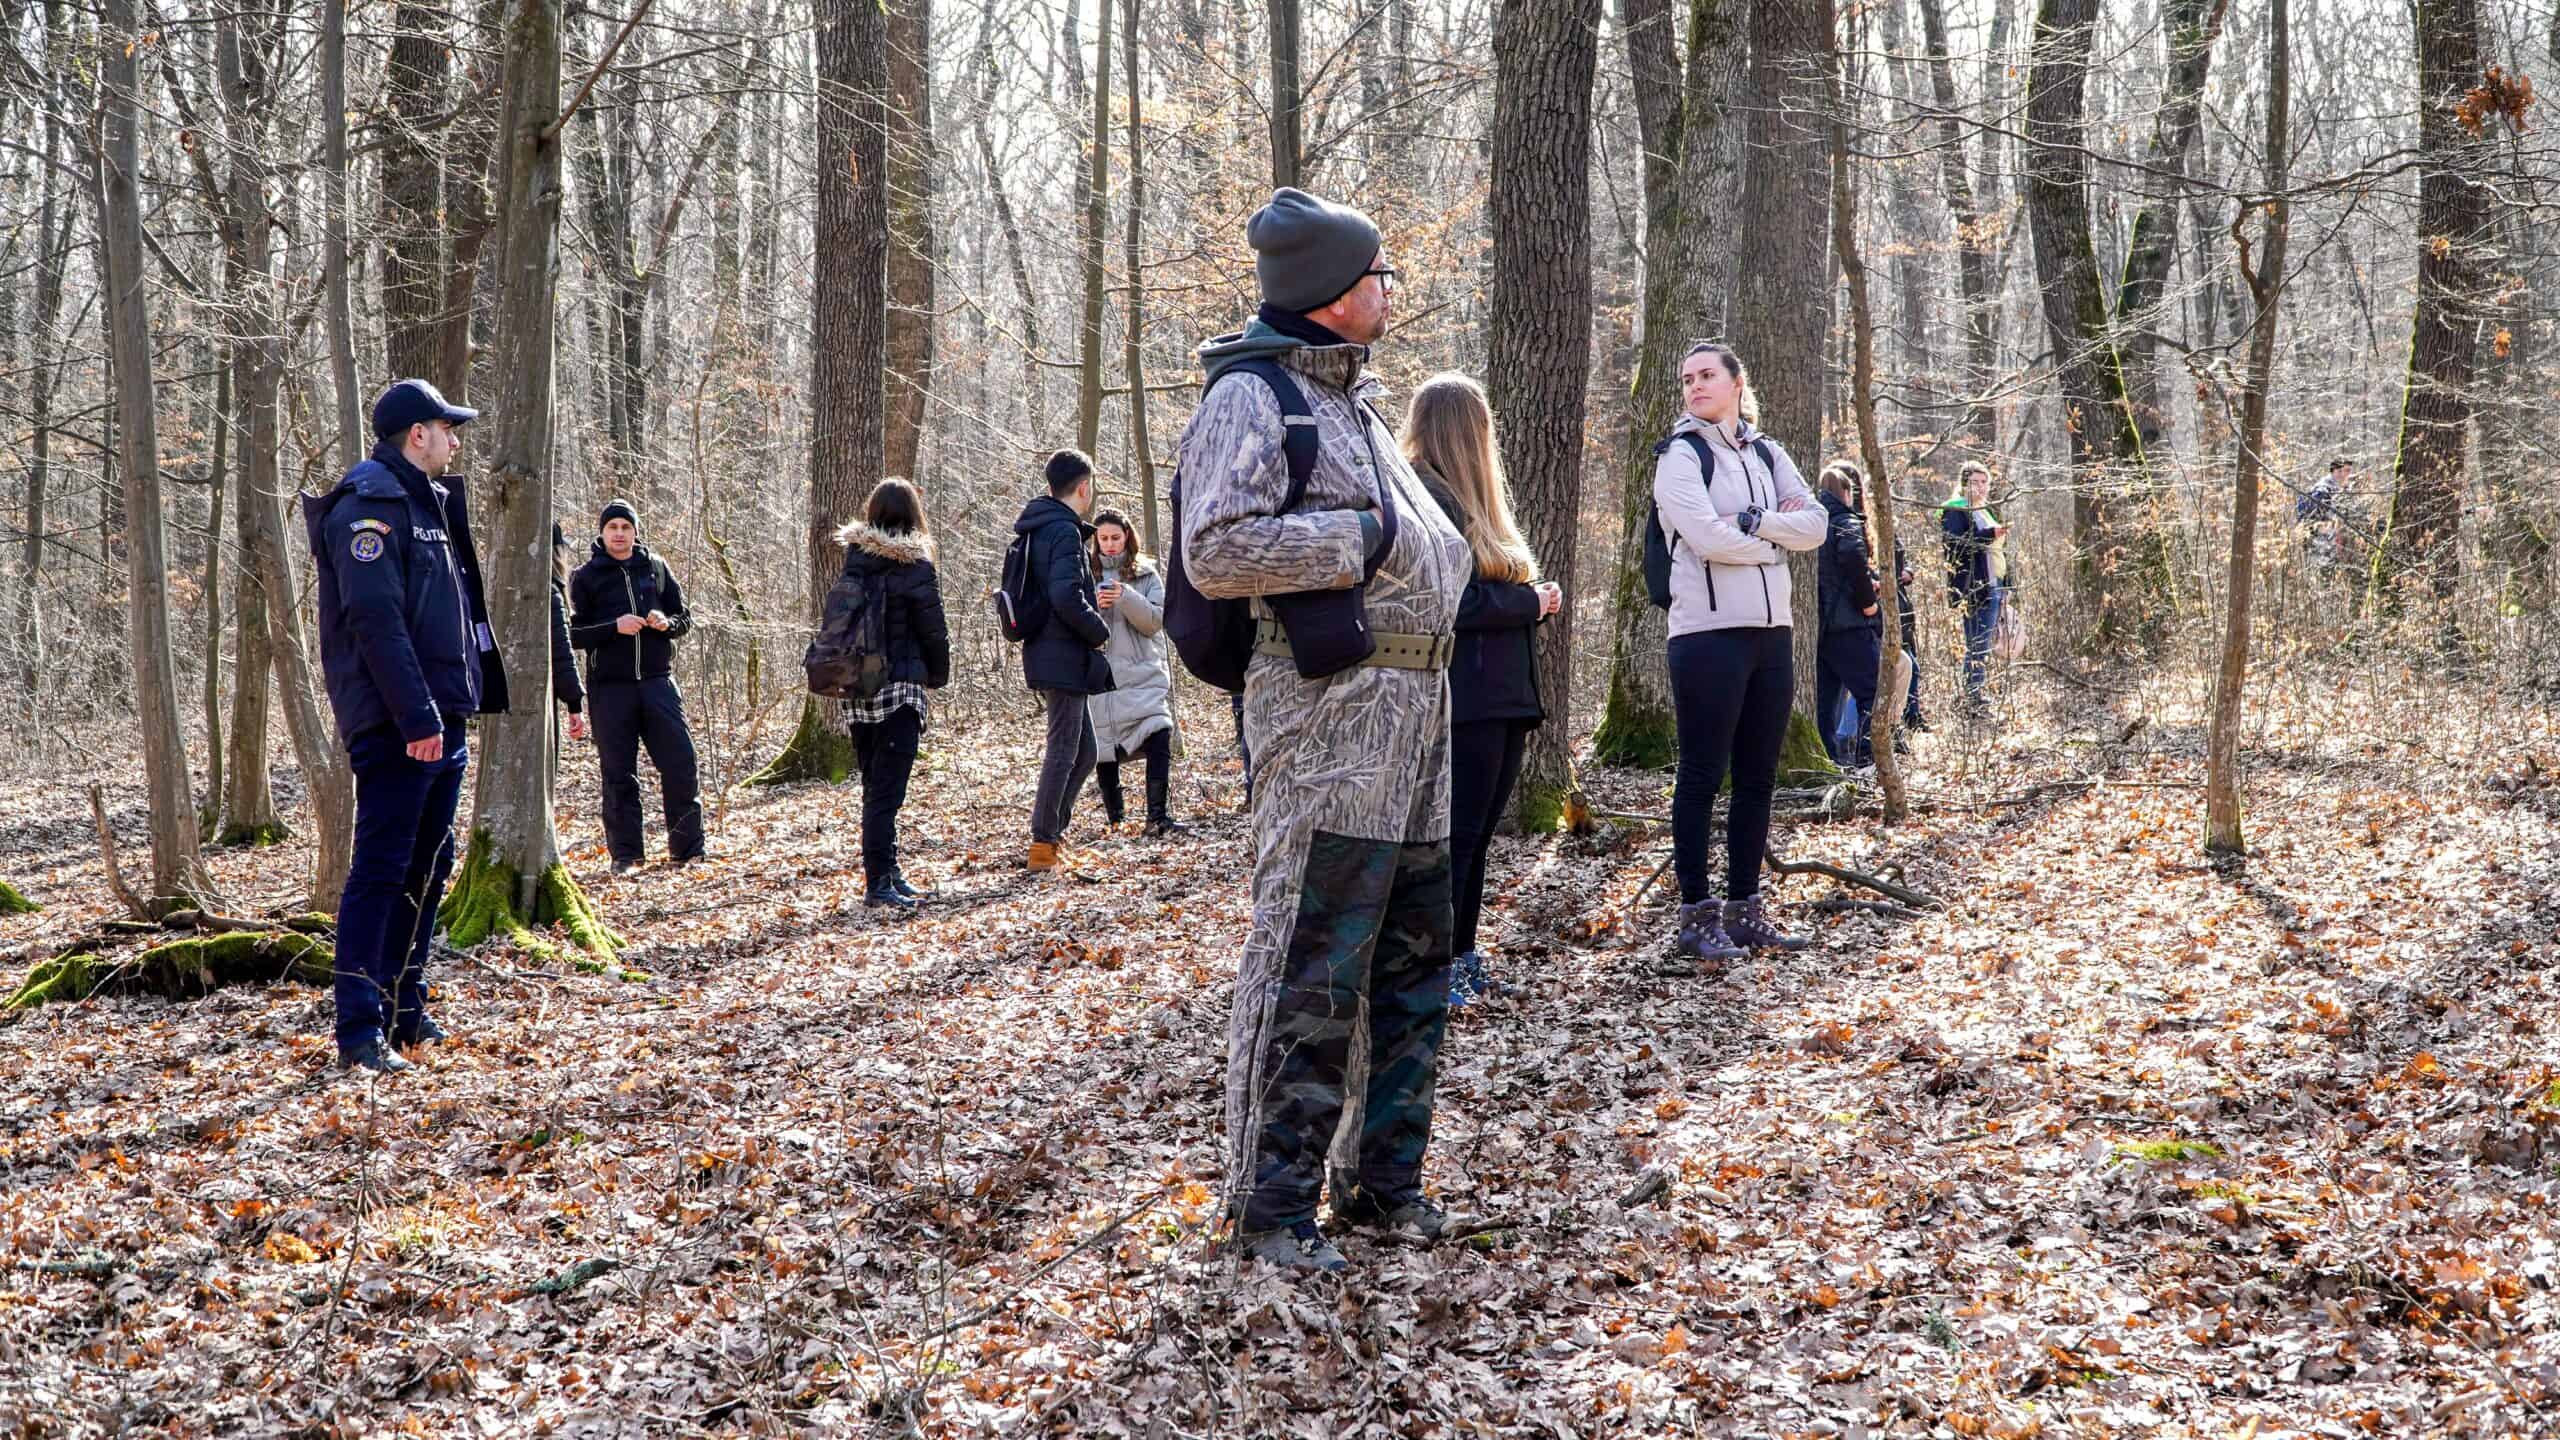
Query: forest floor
xmin=4 ymin=659 xmax=2560 ymax=1439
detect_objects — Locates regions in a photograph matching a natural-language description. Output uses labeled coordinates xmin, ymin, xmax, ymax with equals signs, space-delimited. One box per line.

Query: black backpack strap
xmin=1218 ymin=359 xmax=1321 ymax=513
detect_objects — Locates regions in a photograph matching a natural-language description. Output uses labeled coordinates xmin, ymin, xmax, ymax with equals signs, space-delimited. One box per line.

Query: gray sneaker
xmin=1333 ymin=1188 xmax=1452 ymax=1242
xmin=1725 ymin=893 xmax=1808 ymax=951
xmin=1673 ymin=898 xmax=1746 ymax=965
xmin=1239 ymin=1220 xmax=1348 ymax=1274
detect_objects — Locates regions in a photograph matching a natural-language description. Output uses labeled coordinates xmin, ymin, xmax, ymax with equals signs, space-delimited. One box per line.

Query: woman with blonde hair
xmin=1401 ymin=372 xmax=1560 ymax=1006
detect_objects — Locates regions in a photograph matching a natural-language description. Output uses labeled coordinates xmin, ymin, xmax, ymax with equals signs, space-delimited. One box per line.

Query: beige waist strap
xmin=1254 ymin=617 xmax=1453 ymax=672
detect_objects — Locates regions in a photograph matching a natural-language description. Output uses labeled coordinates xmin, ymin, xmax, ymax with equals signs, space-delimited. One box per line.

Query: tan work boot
xmin=1027 ymin=841 xmax=1061 ymax=871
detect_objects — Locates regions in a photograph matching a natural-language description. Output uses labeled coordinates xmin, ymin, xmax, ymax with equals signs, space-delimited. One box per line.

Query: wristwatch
xmin=1735 ymin=506 xmax=1765 ymax=537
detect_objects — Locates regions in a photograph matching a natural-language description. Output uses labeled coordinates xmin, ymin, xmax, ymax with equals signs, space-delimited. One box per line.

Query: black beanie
xmin=1249 ymin=188 xmax=1383 ymax=313
xmin=599 ymin=499 xmax=638 ymax=532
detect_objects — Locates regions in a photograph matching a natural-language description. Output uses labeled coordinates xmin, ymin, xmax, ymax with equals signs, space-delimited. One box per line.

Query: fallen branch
xmin=1803 ymin=898 xmax=1924 ymax=919
xmin=88 ymin=783 xmax=148 ymax=921
xmin=911 ymin=1192 xmax=1159 ymax=1342
xmin=1764 ymin=851 xmax=1941 ymax=910
xmin=2031 ymin=659 xmax=2130 ymax=693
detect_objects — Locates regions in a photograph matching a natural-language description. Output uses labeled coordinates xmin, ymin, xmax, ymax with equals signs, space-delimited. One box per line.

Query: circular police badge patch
xmin=350 ymin=531 xmax=386 ymax=563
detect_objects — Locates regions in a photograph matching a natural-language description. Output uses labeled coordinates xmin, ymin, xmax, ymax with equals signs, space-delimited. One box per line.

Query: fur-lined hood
xmin=834 ymin=520 xmax=935 ymax=565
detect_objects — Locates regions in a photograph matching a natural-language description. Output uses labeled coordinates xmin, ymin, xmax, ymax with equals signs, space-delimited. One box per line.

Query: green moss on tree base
xmin=0 ymin=879 xmax=37 ymax=915
xmin=1591 ymin=674 xmax=1679 ymax=771
xmin=1777 ymin=710 xmax=1841 ymax=783
xmin=5 ymin=931 xmax=331 ymax=1012
xmin=214 ymin=819 xmax=291 ymax=848
xmin=438 ymin=830 xmax=632 ymax=972
xmin=1515 ymin=783 xmax=1567 ymax=835
xmin=745 ymin=697 xmax=855 ymax=787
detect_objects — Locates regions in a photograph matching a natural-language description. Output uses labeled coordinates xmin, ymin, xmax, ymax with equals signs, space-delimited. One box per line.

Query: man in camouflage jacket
xmin=1175 ymin=188 xmax=1471 ymax=1273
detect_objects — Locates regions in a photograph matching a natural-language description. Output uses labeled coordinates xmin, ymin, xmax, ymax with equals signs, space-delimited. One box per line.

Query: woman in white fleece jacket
xmin=1652 ymin=341 xmax=1830 ymax=967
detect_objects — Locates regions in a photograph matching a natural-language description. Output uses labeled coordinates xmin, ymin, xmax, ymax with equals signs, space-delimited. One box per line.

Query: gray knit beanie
xmin=1248 ymin=188 xmax=1383 ymax=313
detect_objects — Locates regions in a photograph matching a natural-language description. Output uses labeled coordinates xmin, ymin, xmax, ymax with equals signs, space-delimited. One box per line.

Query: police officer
xmin=303 ymin=379 xmax=510 ymax=1074
xmin=568 ymin=499 xmax=704 ymax=871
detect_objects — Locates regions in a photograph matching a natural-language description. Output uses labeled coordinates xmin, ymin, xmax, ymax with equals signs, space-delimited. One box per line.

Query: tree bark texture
xmin=2206 ymin=0 xmax=2287 ymax=855
xmin=382 ymin=1 xmax=497 ymax=396
xmin=96 ymin=0 xmax=207 ymax=910
xmin=2111 ymin=0 xmax=2230 ymax=452
xmin=2026 ymin=0 xmax=2169 ymax=647
xmin=17 ymin=7 xmax=67 ymax=690
xmin=1732 ymin=0 xmax=1836 ymax=742
xmin=1269 ymin=0 xmax=1303 ymax=188
xmin=1075 ymin=0 xmax=1114 ymax=454
xmin=885 ymin=0 xmax=938 ymax=483
xmin=1123 ymin=0 xmax=1158 ymax=550
xmin=1915 ymin=0 xmax=1997 ymax=453
xmin=2375 ymin=0 xmax=2492 ymax=610
xmin=321 ymin=0 xmax=364 ymax=466
xmin=1488 ymin=0 xmax=1602 ymax=828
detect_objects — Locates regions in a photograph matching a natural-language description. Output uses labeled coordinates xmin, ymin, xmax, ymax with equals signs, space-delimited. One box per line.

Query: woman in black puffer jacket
xmin=835 ymin=478 xmax=951 ymax=910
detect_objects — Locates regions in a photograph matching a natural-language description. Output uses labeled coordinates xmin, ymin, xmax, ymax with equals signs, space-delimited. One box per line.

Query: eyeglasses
xmin=1362 ymin=266 xmax=1398 ymax=295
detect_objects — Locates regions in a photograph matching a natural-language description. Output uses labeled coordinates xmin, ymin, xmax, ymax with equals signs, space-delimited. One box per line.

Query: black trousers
xmin=590 ymin=676 xmax=704 ymax=864
xmin=1815 ymin=627 xmax=1881 ymax=765
xmin=1669 ymin=626 xmax=1793 ymax=905
xmin=1448 ymin=717 xmax=1531 ymax=956
xmin=1095 ymin=728 xmax=1172 ymax=824
xmin=850 ymin=704 xmax=922 ymax=883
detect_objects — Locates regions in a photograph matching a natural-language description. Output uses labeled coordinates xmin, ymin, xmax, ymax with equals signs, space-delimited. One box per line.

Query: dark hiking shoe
xmin=393 ymin=1015 xmax=449 ymax=1049
xmin=340 ymin=1039 xmax=411 ymax=1075
xmin=864 ymin=876 xmax=917 ymax=911
xmin=1144 ymin=816 xmax=1190 ymax=839
xmin=886 ymin=870 xmax=924 ymax=901
xmin=1239 ymin=1220 xmax=1347 ymax=1274
xmin=611 ymin=858 xmax=641 ymax=876
xmin=1725 ymin=893 xmax=1808 ymax=951
xmin=1672 ymin=899 xmax=1745 ymax=967
xmin=1332 ymin=1188 xmax=1453 ymax=1243
xmin=1446 ymin=950 xmax=1499 ymax=1009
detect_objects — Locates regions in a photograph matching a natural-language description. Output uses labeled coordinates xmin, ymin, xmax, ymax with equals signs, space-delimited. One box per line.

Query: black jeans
xmin=1448 ymin=717 xmax=1531 ymax=956
xmin=1031 ymin=689 xmax=1097 ymax=843
xmin=1095 ymin=728 xmax=1173 ymax=824
xmin=850 ymin=704 xmax=922 ymax=882
xmin=1669 ymin=626 xmax=1793 ymax=905
xmin=1815 ymin=627 xmax=1880 ymax=765
xmin=591 ymin=676 xmax=704 ymax=864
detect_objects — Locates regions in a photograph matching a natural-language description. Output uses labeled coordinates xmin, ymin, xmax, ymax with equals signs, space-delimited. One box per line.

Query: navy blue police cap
xmin=371 ymin=378 xmax=479 ymax=440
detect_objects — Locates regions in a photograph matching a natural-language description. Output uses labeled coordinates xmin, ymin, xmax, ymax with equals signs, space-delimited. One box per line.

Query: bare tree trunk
xmin=1597 ymin=0 xmax=1748 ymax=770
xmin=443 ymin=0 xmax=618 ymax=958
xmin=1123 ymin=0 xmax=1158 ymax=550
xmin=885 ymin=0 xmax=938 ymax=482
xmin=749 ymin=0 xmax=888 ymax=786
xmin=1829 ymin=24 xmax=1906 ymax=821
xmin=2026 ymin=0 xmax=2169 ymax=646
xmin=2374 ymin=0 xmax=2492 ymax=613
xmin=1733 ymin=0 xmax=1838 ymax=773
xmin=16 ymin=1 xmax=66 ymax=693
xmin=220 ymin=451 xmax=281 ymax=845
xmin=976 ymin=0 xmax=1046 ymax=442
xmin=1915 ymin=0 xmax=1996 ymax=453
xmin=2111 ymin=0 xmax=2231 ymax=451
xmin=321 ymin=0 xmax=363 ymax=465
xmin=1489 ymin=0 xmax=1602 ymax=829
xmin=1269 ymin=0 xmax=1302 ymax=188
xmin=95 ymin=0 xmax=208 ymax=912
xmin=2205 ymin=0 xmax=2287 ymax=855
xmin=1075 ymin=0 xmax=1115 ymax=454
xmin=202 ymin=372 xmax=228 ymax=836
xmin=383 ymin=1 xmax=498 ymax=396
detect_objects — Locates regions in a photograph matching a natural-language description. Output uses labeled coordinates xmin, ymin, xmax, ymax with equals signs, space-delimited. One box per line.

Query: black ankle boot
xmin=864 ymin=874 xmax=916 ymax=911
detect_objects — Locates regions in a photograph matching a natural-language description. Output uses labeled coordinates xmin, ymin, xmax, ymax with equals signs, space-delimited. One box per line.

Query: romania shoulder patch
xmin=349 ymin=517 xmax=394 ymax=536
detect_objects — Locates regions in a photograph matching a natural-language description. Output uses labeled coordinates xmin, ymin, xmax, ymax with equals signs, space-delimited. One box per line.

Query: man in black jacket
xmin=1014 ymin=450 xmax=1113 ymax=871
xmin=1815 ymin=463 xmax=1882 ymax=769
xmin=569 ymin=498 xmax=704 ymax=870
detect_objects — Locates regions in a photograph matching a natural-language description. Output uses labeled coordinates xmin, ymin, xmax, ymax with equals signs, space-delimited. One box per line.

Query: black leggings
xmin=1095 ymin=728 xmax=1173 ymax=823
xmin=850 ymin=704 xmax=922 ymax=882
xmin=1669 ymin=626 xmax=1793 ymax=905
xmin=1448 ymin=718 xmax=1531 ymax=956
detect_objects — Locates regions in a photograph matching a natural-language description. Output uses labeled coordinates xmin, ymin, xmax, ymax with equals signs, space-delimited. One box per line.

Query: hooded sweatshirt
xmin=1649 ymin=414 xmax=1829 ymax=637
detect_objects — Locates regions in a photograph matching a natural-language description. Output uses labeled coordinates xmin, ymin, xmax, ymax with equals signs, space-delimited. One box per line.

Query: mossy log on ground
xmin=744 ymin=696 xmax=855 ymax=787
xmin=0 ymin=879 xmax=37 ymax=915
xmin=438 ymin=830 xmax=634 ymax=974
xmin=5 ymin=931 xmax=331 ymax=1011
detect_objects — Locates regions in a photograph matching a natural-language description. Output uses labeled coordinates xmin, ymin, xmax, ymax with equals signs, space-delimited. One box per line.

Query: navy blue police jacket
xmin=303 ymin=442 xmax=512 ymax=746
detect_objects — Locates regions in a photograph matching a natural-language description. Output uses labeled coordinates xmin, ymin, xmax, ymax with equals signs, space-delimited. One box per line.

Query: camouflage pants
xmin=1235 ymin=831 xmax=1453 ymax=1231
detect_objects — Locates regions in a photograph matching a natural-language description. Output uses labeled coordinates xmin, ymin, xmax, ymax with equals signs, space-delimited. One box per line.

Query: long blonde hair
xmin=1400 ymin=373 xmax=1536 ymax=584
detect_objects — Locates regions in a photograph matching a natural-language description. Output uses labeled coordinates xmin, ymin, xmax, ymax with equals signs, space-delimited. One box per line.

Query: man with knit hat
xmin=1174 ymin=188 xmax=1472 ymax=1273
xmin=568 ymin=497 xmax=704 ymax=871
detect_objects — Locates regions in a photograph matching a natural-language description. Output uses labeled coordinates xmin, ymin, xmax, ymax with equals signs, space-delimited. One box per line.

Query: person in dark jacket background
xmin=1942 ymin=462 xmax=2006 ymax=708
xmin=836 ymin=478 xmax=950 ymax=911
xmin=1014 ymin=449 xmax=1113 ymax=872
xmin=1403 ymin=373 xmax=1556 ymax=1009
xmin=304 ymin=378 xmax=510 ymax=1073
xmin=569 ymin=498 xmax=703 ymax=871
xmin=1814 ymin=462 xmax=1882 ymax=769
xmin=549 ymin=522 xmax=587 ymax=745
